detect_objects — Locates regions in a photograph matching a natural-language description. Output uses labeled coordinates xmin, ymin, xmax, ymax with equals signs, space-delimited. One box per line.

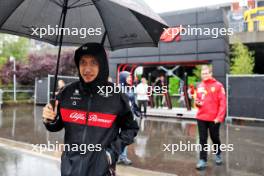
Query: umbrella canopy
xmin=0 ymin=0 xmax=168 ymax=50
xmin=0 ymin=0 xmax=168 ymax=101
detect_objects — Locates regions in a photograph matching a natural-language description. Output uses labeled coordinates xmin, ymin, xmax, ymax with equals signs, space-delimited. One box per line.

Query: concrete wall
xmin=230 ymin=31 xmax=264 ymax=44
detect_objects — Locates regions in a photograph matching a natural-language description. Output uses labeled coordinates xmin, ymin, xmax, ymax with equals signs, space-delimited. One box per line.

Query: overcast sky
xmin=144 ymin=0 xmax=234 ymax=13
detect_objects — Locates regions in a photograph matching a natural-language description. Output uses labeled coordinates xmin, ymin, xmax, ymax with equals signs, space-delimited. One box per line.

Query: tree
xmin=0 ymin=34 xmax=30 ymax=63
xmin=193 ymin=65 xmax=202 ymax=81
xmin=1 ymin=51 xmax=76 ymax=85
xmin=0 ymin=60 xmax=14 ymax=85
xmin=230 ymin=42 xmax=255 ymax=74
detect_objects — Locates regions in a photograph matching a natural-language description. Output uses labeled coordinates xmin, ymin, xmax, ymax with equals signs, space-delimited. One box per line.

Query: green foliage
xmin=0 ymin=34 xmax=30 ymax=62
xmin=16 ymin=92 xmax=32 ymax=100
xmin=188 ymin=76 xmax=197 ymax=86
xmin=171 ymin=96 xmax=180 ymax=108
xmin=136 ymin=74 xmax=142 ymax=81
xmin=169 ymin=76 xmax=180 ymax=95
xmin=230 ymin=42 xmax=255 ymax=74
xmin=0 ymin=56 xmax=7 ymax=65
xmin=193 ymin=65 xmax=202 ymax=81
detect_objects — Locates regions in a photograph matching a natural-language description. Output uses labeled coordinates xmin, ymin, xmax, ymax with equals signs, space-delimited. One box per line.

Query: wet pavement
xmin=0 ymin=105 xmax=263 ymax=176
xmin=0 ymin=145 xmax=60 ymax=176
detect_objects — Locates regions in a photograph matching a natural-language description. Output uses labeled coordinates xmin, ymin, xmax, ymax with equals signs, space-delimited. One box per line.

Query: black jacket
xmin=119 ymin=71 xmax=141 ymax=117
xmin=44 ymin=43 xmax=139 ymax=176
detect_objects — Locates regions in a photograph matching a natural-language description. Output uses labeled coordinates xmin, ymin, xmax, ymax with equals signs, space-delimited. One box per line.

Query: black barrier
xmin=48 ymin=75 xmax=79 ymax=102
xmin=35 ymin=75 xmax=78 ymax=105
xmin=35 ymin=78 xmax=48 ymax=105
xmin=228 ymin=75 xmax=264 ymax=119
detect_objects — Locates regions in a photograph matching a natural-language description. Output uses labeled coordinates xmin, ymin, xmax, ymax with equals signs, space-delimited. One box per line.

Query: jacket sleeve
xmin=216 ymin=84 xmax=227 ymax=122
xmin=43 ymin=90 xmax=64 ymax=132
xmin=107 ymin=93 xmax=139 ymax=162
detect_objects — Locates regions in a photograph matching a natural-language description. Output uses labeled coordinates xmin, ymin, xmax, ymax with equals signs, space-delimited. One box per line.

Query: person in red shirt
xmin=195 ymin=65 xmax=226 ymax=170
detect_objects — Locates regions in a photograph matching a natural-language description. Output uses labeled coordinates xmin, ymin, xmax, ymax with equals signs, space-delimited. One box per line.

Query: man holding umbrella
xmin=42 ymin=43 xmax=139 ymax=176
xmin=2 ymin=1 xmax=167 ymax=175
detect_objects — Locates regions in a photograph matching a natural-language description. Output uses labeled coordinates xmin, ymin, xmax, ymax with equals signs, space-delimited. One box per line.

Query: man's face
xmin=141 ymin=78 xmax=147 ymax=84
xmin=201 ymin=67 xmax=212 ymax=81
xmin=126 ymin=75 xmax=132 ymax=85
xmin=79 ymin=55 xmax=99 ymax=83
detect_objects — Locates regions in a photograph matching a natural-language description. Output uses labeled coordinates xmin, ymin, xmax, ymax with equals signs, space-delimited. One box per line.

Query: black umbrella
xmin=0 ymin=0 xmax=168 ymax=101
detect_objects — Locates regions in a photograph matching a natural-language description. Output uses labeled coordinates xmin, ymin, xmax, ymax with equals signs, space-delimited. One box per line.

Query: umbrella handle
xmin=50 ymin=98 xmax=56 ymax=109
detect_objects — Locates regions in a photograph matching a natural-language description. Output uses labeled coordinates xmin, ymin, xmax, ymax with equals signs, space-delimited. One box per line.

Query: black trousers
xmin=197 ymin=119 xmax=221 ymax=161
xmin=137 ymin=100 xmax=148 ymax=115
xmin=155 ymin=95 xmax=163 ymax=108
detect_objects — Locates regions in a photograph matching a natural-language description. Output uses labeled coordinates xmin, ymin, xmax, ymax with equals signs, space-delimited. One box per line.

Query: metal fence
xmin=0 ymin=86 xmax=34 ymax=102
xmin=227 ymin=75 xmax=264 ymax=120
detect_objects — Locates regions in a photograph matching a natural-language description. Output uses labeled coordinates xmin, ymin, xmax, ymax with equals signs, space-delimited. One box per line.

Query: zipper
xmin=81 ymin=94 xmax=93 ymax=143
xmin=79 ymin=93 xmax=93 ymax=175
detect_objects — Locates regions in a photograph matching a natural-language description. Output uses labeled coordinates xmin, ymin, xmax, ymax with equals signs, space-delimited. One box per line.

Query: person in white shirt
xmin=136 ymin=77 xmax=149 ymax=118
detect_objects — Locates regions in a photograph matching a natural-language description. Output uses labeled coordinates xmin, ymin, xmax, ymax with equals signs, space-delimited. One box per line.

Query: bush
xmin=1 ymin=51 xmax=77 ymax=85
xmin=230 ymin=42 xmax=255 ymax=74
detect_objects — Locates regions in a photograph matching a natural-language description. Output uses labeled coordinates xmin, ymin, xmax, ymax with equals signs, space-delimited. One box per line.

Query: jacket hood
xmin=119 ymin=71 xmax=130 ymax=86
xmin=74 ymin=43 xmax=109 ymax=92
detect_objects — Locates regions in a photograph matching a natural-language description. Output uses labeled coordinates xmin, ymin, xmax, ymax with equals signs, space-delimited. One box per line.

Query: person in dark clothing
xmin=119 ymin=71 xmax=141 ymax=118
xmin=117 ymin=71 xmax=141 ymax=165
xmin=154 ymin=75 xmax=165 ymax=108
xmin=42 ymin=43 xmax=139 ymax=176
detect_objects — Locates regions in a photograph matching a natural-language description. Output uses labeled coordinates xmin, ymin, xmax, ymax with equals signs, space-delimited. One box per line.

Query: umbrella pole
xmin=101 ymin=31 xmax=107 ymax=45
xmin=51 ymin=0 xmax=68 ymax=107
